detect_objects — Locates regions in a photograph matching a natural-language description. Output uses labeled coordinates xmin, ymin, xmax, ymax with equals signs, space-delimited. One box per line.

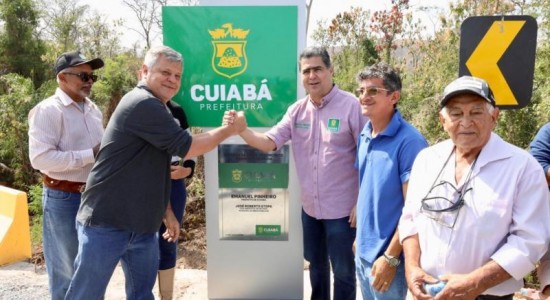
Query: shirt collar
xmin=365 ymin=109 xmax=402 ymax=138
xmin=309 ymin=84 xmax=337 ymax=108
xmin=436 ymin=132 xmax=511 ymax=178
xmin=475 ymin=132 xmax=511 ymax=168
xmin=55 ymin=88 xmax=89 ymax=108
xmin=137 ymin=81 xmax=152 ymax=94
xmin=137 ymin=81 xmax=167 ymax=104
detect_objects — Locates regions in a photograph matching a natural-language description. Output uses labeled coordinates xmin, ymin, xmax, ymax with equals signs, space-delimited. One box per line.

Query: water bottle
xmin=423 ymin=281 xmax=447 ymax=296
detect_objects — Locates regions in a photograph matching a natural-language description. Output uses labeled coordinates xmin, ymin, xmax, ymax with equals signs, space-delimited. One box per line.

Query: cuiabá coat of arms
xmin=232 ymin=169 xmax=243 ymax=183
xmin=208 ymin=23 xmax=249 ymax=78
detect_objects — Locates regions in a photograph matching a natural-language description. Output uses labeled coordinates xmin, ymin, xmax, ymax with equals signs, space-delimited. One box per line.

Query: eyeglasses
xmin=419 ymin=147 xmax=479 ymax=229
xmin=420 ymin=180 xmax=471 ymax=228
xmin=63 ymin=72 xmax=98 ymax=82
xmin=355 ymin=87 xmax=390 ymax=98
xmin=421 ymin=180 xmax=471 ymax=212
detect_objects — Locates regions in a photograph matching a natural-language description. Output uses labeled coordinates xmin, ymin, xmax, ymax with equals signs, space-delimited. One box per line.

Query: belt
xmin=475 ymin=294 xmax=514 ymax=300
xmin=42 ymin=174 xmax=85 ymax=193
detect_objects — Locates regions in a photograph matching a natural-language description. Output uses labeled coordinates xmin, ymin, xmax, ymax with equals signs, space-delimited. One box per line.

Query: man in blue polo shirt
xmin=354 ymin=62 xmax=427 ymax=299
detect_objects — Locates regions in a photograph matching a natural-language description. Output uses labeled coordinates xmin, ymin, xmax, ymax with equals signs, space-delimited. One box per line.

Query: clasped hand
xmin=170 ymin=164 xmax=191 ymax=180
xmin=407 ymin=266 xmax=481 ymax=300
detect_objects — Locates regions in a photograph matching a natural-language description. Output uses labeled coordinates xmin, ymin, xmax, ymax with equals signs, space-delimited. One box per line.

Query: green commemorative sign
xmin=163 ymin=6 xmax=298 ymax=127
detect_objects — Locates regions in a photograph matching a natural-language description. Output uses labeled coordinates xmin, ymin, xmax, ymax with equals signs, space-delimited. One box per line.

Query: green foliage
xmin=397 ymin=15 xmax=461 ymax=144
xmin=28 ymin=184 xmax=43 ymax=246
xmin=39 ymin=0 xmax=88 ymax=52
xmin=532 ymin=41 xmax=550 ymax=132
xmin=495 ymin=105 xmax=540 ymax=149
xmin=186 ymin=128 xmax=206 ymax=200
xmin=36 ymin=79 xmax=59 ymax=100
xmin=186 ymin=168 xmax=205 ymax=200
xmin=311 ymin=7 xmax=380 ymax=92
xmin=79 ymin=12 xmax=123 ymax=59
xmin=361 ymin=38 xmax=379 ymax=67
xmin=30 ymin=213 xmax=43 ymax=248
xmin=93 ymin=52 xmax=142 ymax=125
xmin=28 ymin=183 xmax=43 ymax=215
xmin=333 ymin=46 xmax=379 ymax=92
xmin=525 ymin=269 xmax=541 ymax=289
xmin=311 ymin=0 xmax=550 ymax=150
xmin=0 ymin=0 xmax=48 ymax=87
xmin=93 ymin=52 xmax=141 ymax=106
xmin=0 ymin=74 xmax=41 ymax=189
xmin=403 ymin=95 xmax=448 ymax=145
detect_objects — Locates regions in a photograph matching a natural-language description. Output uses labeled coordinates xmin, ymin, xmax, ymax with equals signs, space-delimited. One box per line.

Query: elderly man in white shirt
xmin=399 ymin=76 xmax=550 ymax=300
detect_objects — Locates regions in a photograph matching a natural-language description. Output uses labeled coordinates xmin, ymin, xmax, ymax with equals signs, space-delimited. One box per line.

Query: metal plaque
xmin=218 ymin=144 xmax=289 ymax=241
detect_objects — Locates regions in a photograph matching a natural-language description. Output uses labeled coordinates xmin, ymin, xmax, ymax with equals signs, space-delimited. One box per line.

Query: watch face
xmin=384 ymin=254 xmax=400 ymax=267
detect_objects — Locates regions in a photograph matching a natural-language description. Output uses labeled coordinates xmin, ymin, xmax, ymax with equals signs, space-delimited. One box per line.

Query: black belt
xmin=475 ymin=294 xmax=514 ymax=300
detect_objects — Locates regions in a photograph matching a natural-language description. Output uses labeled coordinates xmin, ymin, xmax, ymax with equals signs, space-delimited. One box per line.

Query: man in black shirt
xmin=66 ymin=45 xmax=246 ymax=299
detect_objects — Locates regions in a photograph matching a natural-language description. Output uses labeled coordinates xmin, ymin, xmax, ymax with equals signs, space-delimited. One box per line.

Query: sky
xmin=83 ymin=0 xmax=450 ymax=48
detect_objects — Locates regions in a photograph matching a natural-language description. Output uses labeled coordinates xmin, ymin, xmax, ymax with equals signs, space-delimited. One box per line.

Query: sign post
xmin=164 ymin=1 xmax=305 ymax=298
xmin=459 ymin=15 xmax=537 ymax=109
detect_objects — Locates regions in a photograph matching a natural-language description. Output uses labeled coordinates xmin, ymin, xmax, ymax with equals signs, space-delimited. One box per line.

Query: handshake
xmin=222 ymin=110 xmax=248 ymax=135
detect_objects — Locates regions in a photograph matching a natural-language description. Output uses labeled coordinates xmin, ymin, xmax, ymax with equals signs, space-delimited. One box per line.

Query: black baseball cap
xmin=440 ymin=76 xmax=496 ymax=107
xmin=54 ymin=51 xmax=104 ymax=74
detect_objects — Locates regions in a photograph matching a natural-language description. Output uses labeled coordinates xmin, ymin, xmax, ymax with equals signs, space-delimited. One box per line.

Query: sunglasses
xmin=419 ymin=147 xmax=479 ymax=229
xmin=420 ymin=180 xmax=471 ymax=229
xmin=63 ymin=72 xmax=98 ymax=82
xmin=355 ymin=87 xmax=390 ymax=98
xmin=421 ymin=180 xmax=470 ymax=213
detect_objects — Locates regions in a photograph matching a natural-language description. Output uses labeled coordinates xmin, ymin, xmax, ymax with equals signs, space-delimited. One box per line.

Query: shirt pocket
xmin=468 ymin=189 xmax=510 ymax=222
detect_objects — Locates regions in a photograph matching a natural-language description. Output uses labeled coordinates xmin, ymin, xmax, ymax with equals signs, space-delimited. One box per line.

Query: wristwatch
xmin=383 ymin=253 xmax=401 ymax=267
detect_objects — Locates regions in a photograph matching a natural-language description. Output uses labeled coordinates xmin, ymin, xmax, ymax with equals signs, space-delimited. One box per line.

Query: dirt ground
xmin=0 ymin=227 xmax=208 ymax=299
xmin=176 ymin=197 xmax=207 ymax=270
xmin=0 ymin=197 xmax=209 ymax=299
xmin=0 ymin=261 xmax=208 ymax=300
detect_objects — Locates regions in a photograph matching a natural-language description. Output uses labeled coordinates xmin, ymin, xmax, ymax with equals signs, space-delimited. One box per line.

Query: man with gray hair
xmin=399 ymin=76 xmax=550 ymax=299
xmin=65 ymin=45 xmax=246 ymax=299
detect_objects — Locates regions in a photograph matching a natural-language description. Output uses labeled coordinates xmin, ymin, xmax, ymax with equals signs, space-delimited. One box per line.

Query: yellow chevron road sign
xmin=459 ymin=16 xmax=537 ymax=109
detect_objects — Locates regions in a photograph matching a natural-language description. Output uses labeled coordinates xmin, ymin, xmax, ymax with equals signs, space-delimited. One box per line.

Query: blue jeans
xmin=42 ymin=186 xmax=81 ymax=300
xmin=158 ymin=179 xmax=187 ymax=270
xmin=356 ymin=256 xmax=407 ymax=300
xmin=302 ymin=209 xmax=356 ymax=300
xmin=65 ymin=223 xmax=159 ymax=300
